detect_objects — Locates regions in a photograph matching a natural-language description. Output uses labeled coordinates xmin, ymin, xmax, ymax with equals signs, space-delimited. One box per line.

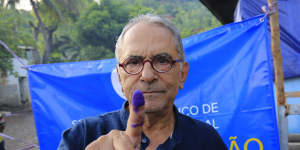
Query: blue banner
xmin=28 ymin=15 xmax=280 ymax=150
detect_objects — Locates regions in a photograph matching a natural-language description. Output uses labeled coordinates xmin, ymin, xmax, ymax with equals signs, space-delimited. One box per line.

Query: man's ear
xmin=179 ymin=62 xmax=189 ymax=90
xmin=116 ymin=67 xmax=121 ymax=82
xmin=116 ymin=67 xmax=124 ymax=93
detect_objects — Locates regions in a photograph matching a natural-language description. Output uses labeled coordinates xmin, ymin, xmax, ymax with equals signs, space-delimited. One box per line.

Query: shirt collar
xmin=120 ymin=101 xmax=129 ymax=130
xmin=170 ymin=106 xmax=183 ymax=145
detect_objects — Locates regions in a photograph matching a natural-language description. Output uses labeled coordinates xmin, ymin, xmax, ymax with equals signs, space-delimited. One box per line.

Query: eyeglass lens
xmin=123 ymin=55 xmax=174 ymax=74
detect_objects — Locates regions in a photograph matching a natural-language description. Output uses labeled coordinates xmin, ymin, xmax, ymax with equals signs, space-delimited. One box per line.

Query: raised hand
xmin=85 ymin=90 xmax=145 ymax=150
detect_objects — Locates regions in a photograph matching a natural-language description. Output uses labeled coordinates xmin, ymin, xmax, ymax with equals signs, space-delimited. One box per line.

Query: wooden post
xmin=267 ymin=0 xmax=285 ymax=105
xmin=285 ymin=91 xmax=300 ymax=98
xmin=267 ymin=0 xmax=288 ymax=149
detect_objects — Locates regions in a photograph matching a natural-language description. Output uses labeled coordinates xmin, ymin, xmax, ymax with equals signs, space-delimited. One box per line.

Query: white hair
xmin=115 ymin=14 xmax=185 ymax=62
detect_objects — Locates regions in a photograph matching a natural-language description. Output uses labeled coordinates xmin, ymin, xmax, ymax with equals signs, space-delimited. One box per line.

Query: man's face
xmin=117 ymin=22 xmax=188 ymax=113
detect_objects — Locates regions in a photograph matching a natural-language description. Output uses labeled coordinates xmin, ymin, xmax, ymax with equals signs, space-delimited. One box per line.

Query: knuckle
xmin=109 ymin=129 xmax=119 ymax=135
xmin=108 ymin=130 xmax=123 ymax=140
xmin=85 ymin=135 xmax=110 ymax=150
xmin=97 ymin=135 xmax=107 ymax=141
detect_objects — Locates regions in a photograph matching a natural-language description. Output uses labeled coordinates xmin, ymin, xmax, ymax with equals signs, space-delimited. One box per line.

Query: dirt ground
xmin=1 ymin=105 xmax=39 ymax=150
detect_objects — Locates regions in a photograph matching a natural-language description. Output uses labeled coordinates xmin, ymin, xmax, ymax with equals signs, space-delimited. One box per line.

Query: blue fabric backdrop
xmin=235 ymin=0 xmax=300 ymax=134
xmin=28 ymin=15 xmax=280 ymax=150
xmin=235 ymin=0 xmax=300 ymax=78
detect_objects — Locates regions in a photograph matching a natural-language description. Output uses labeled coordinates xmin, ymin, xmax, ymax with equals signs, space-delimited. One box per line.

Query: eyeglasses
xmin=119 ymin=55 xmax=182 ymax=75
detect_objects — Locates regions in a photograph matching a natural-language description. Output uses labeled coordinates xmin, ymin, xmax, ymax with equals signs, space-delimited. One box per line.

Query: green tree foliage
xmin=0 ymin=7 xmax=34 ymax=77
xmin=27 ymin=0 xmax=93 ymax=64
xmin=75 ymin=0 xmax=131 ymax=60
xmin=137 ymin=0 xmax=221 ymax=38
xmin=76 ymin=0 xmax=129 ymax=51
xmin=74 ymin=0 xmax=221 ymax=61
xmin=1 ymin=0 xmax=221 ymax=73
xmin=36 ymin=0 xmax=94 ymax=63
xmin=75 ymin=0 xmax=152 ymax=61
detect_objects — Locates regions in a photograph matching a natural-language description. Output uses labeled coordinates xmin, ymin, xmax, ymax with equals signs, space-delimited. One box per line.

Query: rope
xmin=0 ymin=40 xmax=28 ymax=70
xmin=0 ymin=133 xmax=39 ymax=149
xmin=260 ymin=1 xmax=278 ymax=22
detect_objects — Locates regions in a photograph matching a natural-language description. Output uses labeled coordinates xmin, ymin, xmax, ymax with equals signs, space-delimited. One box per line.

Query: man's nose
xmin=140 ymin=61 xmax=157 ymax=82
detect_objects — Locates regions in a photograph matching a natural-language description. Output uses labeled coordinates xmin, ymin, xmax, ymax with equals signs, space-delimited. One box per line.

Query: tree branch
xmin=29 ymin=21 xmax=40 ymax=41
xmin=30 ymin=0 xmax=53 ymax=64
xmin=30 ymin=0 xmax=48 ymax=42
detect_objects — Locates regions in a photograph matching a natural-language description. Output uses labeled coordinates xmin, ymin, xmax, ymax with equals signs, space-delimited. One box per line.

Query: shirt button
xmin=142 ymin=138 xmax=147 ymax=143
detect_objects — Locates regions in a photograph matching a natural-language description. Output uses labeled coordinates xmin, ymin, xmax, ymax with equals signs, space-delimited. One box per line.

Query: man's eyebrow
xmin=151 ymin=53 xmax=172 ymax=59
xmin=119 ymin=55 xmax=143 ymax=63
xmin=127 ymin=55 xmax=144 ymax=59
xmin=123 ymin=53 xmax=172 ymax=61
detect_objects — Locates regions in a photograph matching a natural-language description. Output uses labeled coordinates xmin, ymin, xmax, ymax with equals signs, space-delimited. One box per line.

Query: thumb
xmin=126 ymin=89 xmax=145 ymax=148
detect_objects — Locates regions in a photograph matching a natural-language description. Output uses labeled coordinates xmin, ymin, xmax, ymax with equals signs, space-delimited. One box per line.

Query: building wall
xmin=285 ymin=77 xmax=300 ymax=133
xmin=274 ymin=77 xmax=300 ymax=133
xmin=0 ymin=58 xmax=28 ymax=106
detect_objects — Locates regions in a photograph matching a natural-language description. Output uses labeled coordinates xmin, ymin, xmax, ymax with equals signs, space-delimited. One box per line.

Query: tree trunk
xmin=42 ymin=26 xmax=57 ymax=64
xmin=29 ymin=21 xmax=42 ymax=64
xmin=29 ymin=21 xmax=40 ymax=41
xmin=30 ymin=0 xmax=57 ymax=64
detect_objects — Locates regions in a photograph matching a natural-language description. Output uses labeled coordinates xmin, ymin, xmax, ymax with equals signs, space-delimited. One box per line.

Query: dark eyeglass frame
xmin=118 ymin=57 xmax=182 ymax=75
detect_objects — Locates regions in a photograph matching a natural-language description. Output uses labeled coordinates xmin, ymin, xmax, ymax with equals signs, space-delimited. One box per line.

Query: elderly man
xmin=58 ymin=14 xmax=227 ymax=150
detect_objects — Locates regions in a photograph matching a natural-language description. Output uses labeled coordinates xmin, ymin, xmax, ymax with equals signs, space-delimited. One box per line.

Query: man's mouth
xmin=142 ymin=91 xmax=165 ymax=94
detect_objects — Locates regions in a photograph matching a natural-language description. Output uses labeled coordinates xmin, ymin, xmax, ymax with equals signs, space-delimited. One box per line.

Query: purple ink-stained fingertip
xmin=132 ymin=90 xmax=145 ymax=112
xmin=131 ymin=121 xmax=144 ymax=128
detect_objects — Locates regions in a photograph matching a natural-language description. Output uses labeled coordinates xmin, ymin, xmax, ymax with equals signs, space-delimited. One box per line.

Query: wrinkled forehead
xmin=119 ymin=22 xmax=178 ymax=62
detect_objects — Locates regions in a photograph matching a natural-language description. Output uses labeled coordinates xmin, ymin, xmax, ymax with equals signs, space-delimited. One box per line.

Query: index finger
xmin=125 ymin=90 xmax=145 ymax=147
